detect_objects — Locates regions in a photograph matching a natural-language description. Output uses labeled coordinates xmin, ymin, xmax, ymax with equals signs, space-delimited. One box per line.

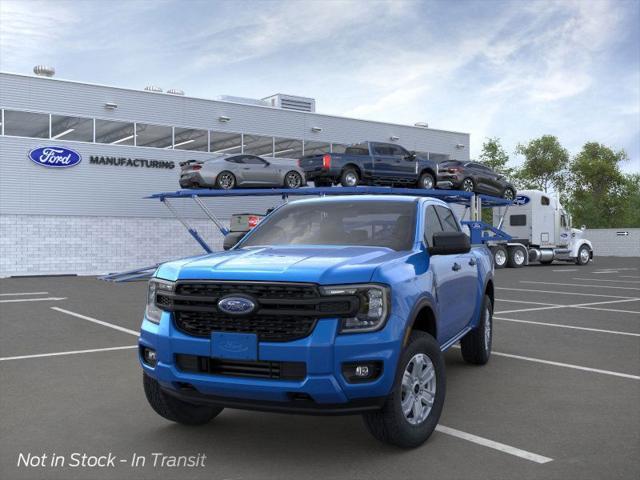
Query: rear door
xmin=428 ymin=205 xmax=478 ymax=340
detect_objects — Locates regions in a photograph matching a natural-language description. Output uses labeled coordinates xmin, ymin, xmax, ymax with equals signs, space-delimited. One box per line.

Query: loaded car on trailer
xmin=437 ymin=160 xmax=517 ymax=200
xmin=139 ymin=191 xmax=496 ymax=448
xmin=298 ymin=141 xmax=442 ymax=189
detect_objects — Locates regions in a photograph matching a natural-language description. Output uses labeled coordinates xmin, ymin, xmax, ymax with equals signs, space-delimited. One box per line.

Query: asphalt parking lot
xmin=1 ymin=257 xmax=639 ymax=480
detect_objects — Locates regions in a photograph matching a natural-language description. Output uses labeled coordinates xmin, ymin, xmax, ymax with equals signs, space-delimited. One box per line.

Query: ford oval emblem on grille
xmin=217 ymin=296 xmax=256 ymax=315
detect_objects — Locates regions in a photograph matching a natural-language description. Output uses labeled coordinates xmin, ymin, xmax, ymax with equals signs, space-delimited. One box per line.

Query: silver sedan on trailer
xmin=179 ymin=154 xmax=307 ymax=189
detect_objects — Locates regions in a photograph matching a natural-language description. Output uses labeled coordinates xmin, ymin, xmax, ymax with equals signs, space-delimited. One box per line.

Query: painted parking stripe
xmin=497 ymin=299 xmax=559 ymax=306
xmin=435 ymin=425 xmax=553 ymax=464
xmin=0 ymin=345 xmax=137 ymax=362
xmin=496 ymin=305 xmax=565 ymax=314
xmin=494 ymin=316 xmax=640 ymax=337
xmin=573 ymin=278 xmax=640 ymax=284
xmin=574 ymin=305 xmax=640 ymax=315
xmin=620 ymin=275 xmax=640 ymax=279
xmin=490 ymin=350 xmax=640 ymax=381
xmin=0 ymin=291 xmax=49 ymax=296
xmin=0 ymin=297 xmax=66 ymax=303
xmin=497 ymin=287 xmax=638 ymax=299
xmin=495 ymin=298 xmax=640 ymax=315
xmin=552 ymin=269 xmax=578 ymax=272
xmin=51 ymin=307 xmax=139 ymax=336
xmin=520 ymin=281 xmax=640 ymax=291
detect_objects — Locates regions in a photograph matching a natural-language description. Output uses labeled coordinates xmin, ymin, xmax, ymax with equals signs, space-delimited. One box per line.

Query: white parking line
xmin=520 ymin=281 xmax=640 ymax=291
xmin=497 ymin=287 xmax=638 ymax=299
xmin=573 ymin=278 xmax=640 ymax=284
xmin=0 ymin=345 xmax=137 ymax=362
xmin=498 ymin=299 xmax=558 ymax=306
xmin=435 ymin=425 xmax=553 ymax=464
xmin=552 ymin=269 xmax=578 ymax=272
xmin=51 ymin=307 xmax=139 ymax=336
xmin=496 ymin=305 xmax=565 ymax=314
xmin=0 ymin=291 xmax=49 ymax=296
xmin=495 ymin=298 xmax=640 ymax=315
xmin=620 ymin=275 xmax=640 ymax=279
xmin=490 ymin=351 xmax=640 ymax=381
xmin=494 ymin=316 xmax=640 ymax=337
xmin=0 ymin=297 xmax=67 ymax=303
xmin=574 ymin=306 xmax=640 ymax=315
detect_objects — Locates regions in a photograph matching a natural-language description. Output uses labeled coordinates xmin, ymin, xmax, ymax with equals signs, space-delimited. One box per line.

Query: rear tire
xmin=216 ymin=171 xmax=236 ymax=190
xmin=503 ymin=187 xmax=515 ymax=201
xmin=460 ymin=295 xmax=493 ymax=365
xmin=461 ymin=177 xmax=475 ymax=192
xmin=491 ymin=245 xmax=508 ymax=269
xmin=143 ymin=374 xmax=223 ymax=425
xmin=507 ymin=245 xmax=526 ymax=268
xmin=284 ymin=171 xmax=303 ymax=189
xmin=362 ymin=331 xmax=445 ymax=448
xmin=340 ymin=168 xmax=359 ymax=187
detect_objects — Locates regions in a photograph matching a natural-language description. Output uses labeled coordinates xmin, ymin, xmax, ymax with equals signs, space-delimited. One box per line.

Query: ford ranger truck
xmin=299 ymin=142 xmax=445 ymax=190
xmin=140 ymin=195 xmax=494 ymax=448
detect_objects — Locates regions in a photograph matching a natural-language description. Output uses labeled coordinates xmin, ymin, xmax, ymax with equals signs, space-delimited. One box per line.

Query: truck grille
xmin=158 ymin=281 xmax=358 ymax=342
xmin=175 ymin=354 xmax=306 ymax=380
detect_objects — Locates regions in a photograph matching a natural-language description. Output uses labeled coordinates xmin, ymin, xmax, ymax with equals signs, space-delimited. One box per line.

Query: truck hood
xmin=155 ymin=245 xmax=406 ymax=284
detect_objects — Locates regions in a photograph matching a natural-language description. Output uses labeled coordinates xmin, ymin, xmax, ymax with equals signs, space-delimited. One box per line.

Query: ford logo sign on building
xmin=217 ymin=296 xmax=256 ymax=315
xmin=28 ymin=146 xmax=82 ymax=168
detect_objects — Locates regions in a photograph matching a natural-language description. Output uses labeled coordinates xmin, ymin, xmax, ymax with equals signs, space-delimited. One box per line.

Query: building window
xmin=95 ymin=119 xmax=135 ymax=145
xmin=303 ymin=140 xmax=331 ymax=156
xmin=51 ymin=114 xmax=94 ymax=142
xmin=210 ymin=131 xmax=243 ymax=154
xmin=244 ymin=134 xmax=274 ymax=156
xmin=273 ymin=137 xmax=303 ymax=159
xmin=3 ymin=110 xmax=49 ymax=138
xmin=135 ymin=123 xmax=173 ymax=149
xmin=173 ymin=127 xmax=208 ymax=151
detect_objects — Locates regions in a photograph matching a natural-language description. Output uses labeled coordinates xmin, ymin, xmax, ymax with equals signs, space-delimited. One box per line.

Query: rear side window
xmin=510 ymin=215 xmax=527 ymax=226
xmin=345 ymin=143 xmax=369 ymax=155
xmin=424 ymin=206 xmax=443 ymax=247
xmin=226 ymin=156 xmax=244 ymax=164
xmin=434 ymin=206 xmax=460 ymax=232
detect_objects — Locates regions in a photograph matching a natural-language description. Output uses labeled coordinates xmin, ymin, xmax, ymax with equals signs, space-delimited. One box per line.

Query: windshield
xmin=239 ymin=200 xmax=417 ymax=251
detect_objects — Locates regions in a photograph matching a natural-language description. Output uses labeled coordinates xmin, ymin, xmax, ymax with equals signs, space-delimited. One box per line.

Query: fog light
xmin=342 ymin=361 xmax=382 ymax=383
xmin=142 ymin=347 xmax=157 ymax=367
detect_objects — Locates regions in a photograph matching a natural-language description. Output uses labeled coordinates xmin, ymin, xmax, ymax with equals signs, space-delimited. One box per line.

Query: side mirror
xmin=581 ymin=225 xmax=586 ymax=231
xmin=429 ymin=231 xmax=471 ymax=255
xmin=223 ymin=231 xmax=246 ymax=250
xmin=405 ymin=151 xmax=416 ymax=161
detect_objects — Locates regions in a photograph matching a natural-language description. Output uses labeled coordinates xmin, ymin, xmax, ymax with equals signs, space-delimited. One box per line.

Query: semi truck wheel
xmin=576 ymin=245 xmax=591 ymax=265
xmin=460 ymin=294 xmax=493 ymax=365
xmin=143 ymin=374 xmax=223 ymax=425
xmin=507 ymin=245 xmax=526 ymax=268
xmin=362 ymin=331 xmax=445 ymax=449
xmin=491 ymin=245 xmax=508 ymax=269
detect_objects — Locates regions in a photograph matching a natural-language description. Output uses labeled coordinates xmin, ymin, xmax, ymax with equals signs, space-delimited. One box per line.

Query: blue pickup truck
xmin=140 ymin=194 xmax=494 ymax=448
xmin=299 ymin=141 xmax=442 ymax=189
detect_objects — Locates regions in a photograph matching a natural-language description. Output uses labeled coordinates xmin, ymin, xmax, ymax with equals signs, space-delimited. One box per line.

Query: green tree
xmin=565 ymin=142 xmax=636 ymax=228
xmin=479 ymin=137 xmax=513 ymax=176
xmin=515 ymin=135 xmax=569 ymax=193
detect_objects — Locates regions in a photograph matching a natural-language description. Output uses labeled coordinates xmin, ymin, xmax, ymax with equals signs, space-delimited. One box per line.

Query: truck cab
xmin=492 ymin=190 xmax=593 ymax=266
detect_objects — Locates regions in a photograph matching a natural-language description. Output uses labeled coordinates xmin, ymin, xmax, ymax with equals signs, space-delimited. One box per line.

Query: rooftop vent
xmin=263 ymin=94 xmax=316 ymax=113
xmin=167 ymin=88 xmax=185 ymax=96
xmin=144 ymin=85 xmax=163 ymax=93
xmin=414 ymin=122 xmax=429 ymax=128
xmin=33 ymin=65 xmax=55 ymax=77
xmin=216 ymin=95 xmax=270 ymax=107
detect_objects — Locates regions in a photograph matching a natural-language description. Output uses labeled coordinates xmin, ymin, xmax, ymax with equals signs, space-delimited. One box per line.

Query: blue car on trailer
xmin=139 ymin=187 xmax=504 ymax=448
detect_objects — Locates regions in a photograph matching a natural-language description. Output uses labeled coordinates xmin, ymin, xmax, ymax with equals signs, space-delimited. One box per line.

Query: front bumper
xmin=139 ymin=311 xmax=402 ymax=413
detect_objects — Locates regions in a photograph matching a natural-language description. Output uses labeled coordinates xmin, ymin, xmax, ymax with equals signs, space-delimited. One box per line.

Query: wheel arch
xmin=342 ymin=163 xmax=362 ymax=177
xmin=419 ymin=167 xmax=436 ymax=179
xmin=403 ymin=298 xmax=438 ymax=347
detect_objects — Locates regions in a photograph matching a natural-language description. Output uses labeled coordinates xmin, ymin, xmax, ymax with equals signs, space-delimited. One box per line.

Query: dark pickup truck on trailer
xmin=299 ymin=142 xmax=443 ymax=189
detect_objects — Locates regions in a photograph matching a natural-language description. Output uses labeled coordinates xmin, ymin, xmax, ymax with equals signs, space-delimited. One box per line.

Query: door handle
xmin=452 ymin=262 xmax=461 ymax=271
xmin=243 ymin=167 xmax=251 ymax=170
xmin=468 ymin=258 xmax=477 ymax=266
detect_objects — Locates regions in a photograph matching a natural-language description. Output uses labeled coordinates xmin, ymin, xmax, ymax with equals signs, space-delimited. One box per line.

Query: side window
xmin=541 ymin=196 xmax=550 ymax=206
xmin=434 ymin=206 xmax=460 ymax=232
xmin=373 ymin=145 xmax=392 ymax=155
xmin=424 ymin=206 xmax=443 ymax=247
xmin=243 ymin=156 xmax=267 ymax=165
xmin=226 ymin=155 xmax=244 ymax=164
xmin=389 ymin=145 xmax=408 ymax=157
xmin=510 ymin=215 xmax=527 ymax=226
xmin=561 ymin=214 xmax=567 ymax=228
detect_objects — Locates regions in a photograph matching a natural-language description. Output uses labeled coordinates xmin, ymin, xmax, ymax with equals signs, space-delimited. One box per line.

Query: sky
xmin=1 ymin=0 xmax=639 ymax=172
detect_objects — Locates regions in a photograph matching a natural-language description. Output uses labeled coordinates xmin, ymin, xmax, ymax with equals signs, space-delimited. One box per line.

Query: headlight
xmin=145 ymin=279 xmax=175 ymax=324
xmin=320 ymin=284 xmax=390 ymax=333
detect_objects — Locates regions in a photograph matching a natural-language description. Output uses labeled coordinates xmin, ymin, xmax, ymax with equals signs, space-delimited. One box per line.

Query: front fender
xmin=571 ymin=239 xmax=593 ymax=257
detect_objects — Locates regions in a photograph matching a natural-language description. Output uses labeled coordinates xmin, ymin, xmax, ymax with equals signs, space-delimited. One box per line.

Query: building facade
xmin=0 ymin=72 xmax=470 ymax=276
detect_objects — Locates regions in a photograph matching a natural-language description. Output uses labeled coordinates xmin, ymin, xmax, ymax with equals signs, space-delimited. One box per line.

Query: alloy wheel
xmin=345 ymin=172 xmax=358 ymax=186
xmin=286 ymin=172 xmax=302 ymax=188
xmin=218 ymin=173 xmax=235 ymax=189
xmin=462 ymin=179 xmax=474 ymax=192
xmin=483 ymin=305 xmax=492 ymax=352
xmin=401 ymin=353 xmax=437 ymax=425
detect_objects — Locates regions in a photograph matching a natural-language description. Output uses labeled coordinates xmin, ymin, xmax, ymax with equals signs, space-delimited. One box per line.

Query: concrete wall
xmin=586 ymin=228 xmax=640 ymax=257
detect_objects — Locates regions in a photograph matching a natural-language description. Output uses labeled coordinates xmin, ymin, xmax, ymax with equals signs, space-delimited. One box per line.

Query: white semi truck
xmin=487 ymin=190 xmax=593 ymax=268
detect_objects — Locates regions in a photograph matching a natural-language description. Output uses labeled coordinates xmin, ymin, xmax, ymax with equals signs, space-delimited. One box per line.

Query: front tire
xmin=362 ymin=331 xmax=445 ymax=448
xmin=340 ymin=168 xmax=359 ymax=187
xmin=143 ymin=374 xmax=223 ymax=425
xmin=503 ymin=187 xmax=515 ymax=200
xmin=576 ymin=245 xmax=591 ymax=265
xmin=461 ymin=177 xmax=475 ymax=192
xmin=216 ymin=171 xmax=236 ymax=190
xmin=418 ymin=172 xmax=435 ymax=190
xmin=460 ymin=294 xmax=493 ymax=365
